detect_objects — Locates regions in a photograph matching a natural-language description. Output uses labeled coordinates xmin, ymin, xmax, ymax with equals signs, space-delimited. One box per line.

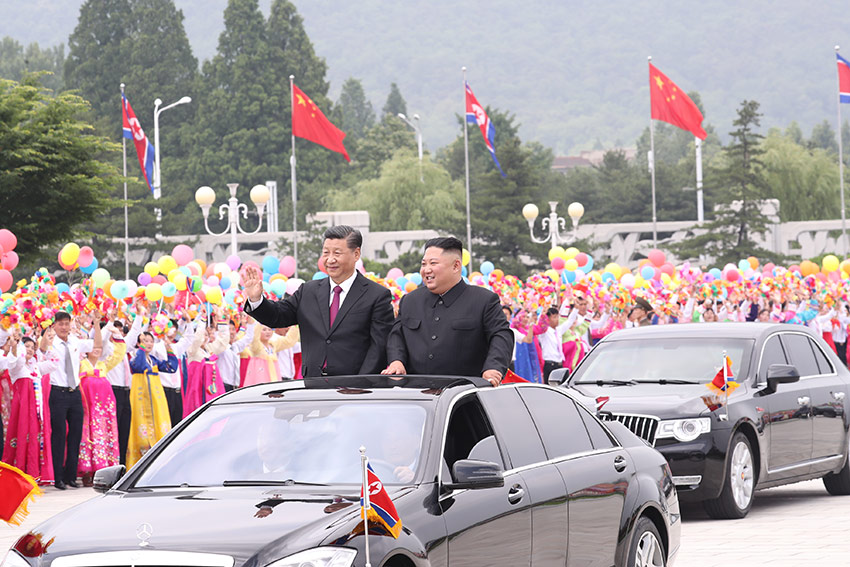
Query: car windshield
xmin=571 ymin=337 xmax=754 ymax=385
xmin=133 ymin=401 xmax=428 ymax=488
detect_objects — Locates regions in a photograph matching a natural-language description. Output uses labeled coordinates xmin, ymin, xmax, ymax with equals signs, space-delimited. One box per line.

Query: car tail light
xmin=13 ymin=533 xmax=53 ymax=558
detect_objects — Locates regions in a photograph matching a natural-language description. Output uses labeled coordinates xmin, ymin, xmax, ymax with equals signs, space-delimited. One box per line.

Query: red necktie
xmin=329 ymin=285 xmax=343 ymax=326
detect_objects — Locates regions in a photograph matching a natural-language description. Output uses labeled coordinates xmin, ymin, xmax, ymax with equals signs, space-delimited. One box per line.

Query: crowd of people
xmin=1 ymin=224 xmax=849 ymax=487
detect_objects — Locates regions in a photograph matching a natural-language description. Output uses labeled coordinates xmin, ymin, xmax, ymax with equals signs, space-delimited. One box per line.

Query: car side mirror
xmin=93 ymin=464 xmax=126 ymax=493
xmin=765 ymin=364 xmax=800 ymax=393
xmin=548 ymin=368 xmax=569 ymax=385
xmin=445 ymin=459 xmax=504 ymax=490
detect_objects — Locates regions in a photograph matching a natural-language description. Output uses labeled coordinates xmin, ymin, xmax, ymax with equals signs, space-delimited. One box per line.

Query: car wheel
xmin=703 ymin=431 xmax=755 ymax=519
xmin=823 ymin=434 xmax=850 ymax=495
xmin=627 ymin=516 xmax=666 ymax=567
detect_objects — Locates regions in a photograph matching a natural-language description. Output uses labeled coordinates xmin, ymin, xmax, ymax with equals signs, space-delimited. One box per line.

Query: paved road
xmin=2 ymin=480 xmax=849 ymax=565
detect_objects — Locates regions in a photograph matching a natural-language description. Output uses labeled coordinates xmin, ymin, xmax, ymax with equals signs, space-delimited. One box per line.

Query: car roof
xmin=601 ymin=322 xmax=811 ymax=342
xmin=211 ymin=375 xmax=487 ymax=404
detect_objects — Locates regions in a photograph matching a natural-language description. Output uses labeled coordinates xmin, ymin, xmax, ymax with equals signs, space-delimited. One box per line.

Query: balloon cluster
xmin=0 ymin=229 xmax=20 ymax=292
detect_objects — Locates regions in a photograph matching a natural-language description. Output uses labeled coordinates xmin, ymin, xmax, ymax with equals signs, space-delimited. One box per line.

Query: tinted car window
xmin=479 ymin=388 xmax=547 ymax=469
xmin=516 ymin=387 xmax=593 ymax=458
xmin=810 ymin=338 xmax=835 ymax=375
xmin=781 ymin=333 xmax=820 ymax=377
xmin=578 ymin=408 xmax=616 ymax=450
xmin=759 ymin=335 xmax=788 ymax=381
xmin=444 ymin=395 xmax=503 ymax=475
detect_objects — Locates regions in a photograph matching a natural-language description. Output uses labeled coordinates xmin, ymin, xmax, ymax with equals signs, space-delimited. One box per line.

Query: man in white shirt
xmin=220 ymin=315 xmax=255 ymax=390
xmin=50 ymin=311 xmax=93 ymax=490
xmin=539 ymin=308 xmax=569 ymax=384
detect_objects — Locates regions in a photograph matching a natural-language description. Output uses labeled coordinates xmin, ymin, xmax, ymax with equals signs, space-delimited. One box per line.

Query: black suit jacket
xmin=245 ymin=272 xmax=394 ymax=377
xmin=386 ymin=280 xmax=513 ymax=377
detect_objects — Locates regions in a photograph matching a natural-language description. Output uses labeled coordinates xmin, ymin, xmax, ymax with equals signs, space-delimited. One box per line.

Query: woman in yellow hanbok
xmin=240 ymin=325 xmax=299 ymax=386
xmin=126 ymin=331 xmax=177 ymax=468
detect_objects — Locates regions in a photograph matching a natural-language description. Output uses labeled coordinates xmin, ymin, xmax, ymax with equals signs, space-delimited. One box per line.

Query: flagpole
xmin=290 ymin=75 xmax=299 ymax=277
xmin=462 ymin=66 xmax=474 ymax=273
xmin=360 ymin=446 xmax=371 ymax=567
xmin=722 ymin=350 xmax=730 ymax=422
xmin=648 ymin=56 xmax=658 ymax=245
xmin=837 ymin=46 xmax=848 ymax=257
xmin=695 ymin=137 xmax=704 ymax=223
xmin=120 ymin=83 xmax=130 ymax=280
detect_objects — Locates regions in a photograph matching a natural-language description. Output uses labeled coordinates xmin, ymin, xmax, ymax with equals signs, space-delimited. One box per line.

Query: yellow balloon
xmin=634 ymin=275 xmax=646 ymax=288
xmin=564 ymin=247 xmax=579 ymax=260
xmin=167 ymin=269 xmax=181 ymax=282
xmin=548 ymin=246 xmax=566 ymax=261
xmin=144 ymin=262 xmax=160 ymax=277
xmin=60 ymin=243 xmax=81 ymax=266
xmin=174 ymin=273 xmax=188 ymax=291
xmin=823 ymin=254 xmax=840 ymax=273
xmin=462 ymin=249 xmax=471 ymax=267
xmin=605 ymin=262 xmax=622 ymax=278
xmin=158 ymin=255 xmax=178 ymax=274
xmin=144 ymin=283 xmax=163 ymax=302
xmin=544 ymin=269 xmax=560 ymax=281
xmin=205 ymin=287 xmax=223 ymax=305
xmin=661 ymin=273 xmax=672 ymax=285
xmin=565 ymin=258 xmax=579 ymax=271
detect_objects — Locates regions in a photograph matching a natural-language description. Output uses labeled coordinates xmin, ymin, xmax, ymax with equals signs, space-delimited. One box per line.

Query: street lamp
xmin=522 ymin=201 xmax=584 ymax=249
xmin=398 ymin=112 xmax=424 ymax=182
xmin=153 ymin=95 xmax=192 ymax=199
xmin=195 ymin=183 xmax=270 ymax=256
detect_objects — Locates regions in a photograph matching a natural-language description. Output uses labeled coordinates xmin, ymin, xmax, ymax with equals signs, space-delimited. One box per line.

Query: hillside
xmin=2 ymin=0 xmax=850 ymax=153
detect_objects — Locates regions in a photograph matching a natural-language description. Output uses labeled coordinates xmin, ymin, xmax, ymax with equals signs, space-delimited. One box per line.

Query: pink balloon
xmin=77 ymin=246 xmax=95 ymax=268
xmin=725 ymin=269 xmax=740 ymax=282
xmin=0 ymin=269 xmax=12 ymax=292
xmin=152 ymin=275 xmax=167 ymax=285
xmin=574 ymin=253 xmax=588 ymax=267
xmin=279 ymin=255 xmax=296 ymax=277
xmin=318 ymin=257 xmax=327 ymax=274
xmin=1 ymin=251 xmax=18 ymax=271
xmin=138 ymin=272 xmax=152 ymax=286
xmin=0 ymin=229 xmax=16 ymax=252
xmin=387 ymin=267 xmax=404 ymax=280
xmin=660 ymin=263 xmax=674 ymax=276
xmin=551 ymin=257 xmax=565 ymax=271
xmin=647 ymin=249 xmax=665 ymax=268
xmin=172 ymin=244 xmax=194 ymax=266
xmin=226 ymin=254 xmax=242 ymax=271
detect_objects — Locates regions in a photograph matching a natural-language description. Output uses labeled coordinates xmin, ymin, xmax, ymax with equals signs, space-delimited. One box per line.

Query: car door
xmin=439 ymin=392 xmax=533 ymax=567
xmin=762 ymin=333 xmax=814 ymax=476
xmin=516 ymin=386 xmax=629 ymax=567
xmin=479 ymin=387 xmax=568 ymax=567
xmin=805 ymin=336 xmax=848 ymax=471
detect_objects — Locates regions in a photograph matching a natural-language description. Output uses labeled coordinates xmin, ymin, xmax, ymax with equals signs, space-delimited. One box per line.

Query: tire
xmin=703 ymin=431 xmax=756 ymax=519
xmin=823 ymin=436 xmax=850 ymax=495
xmin=627 ymin=516 xmax=666 ymax=567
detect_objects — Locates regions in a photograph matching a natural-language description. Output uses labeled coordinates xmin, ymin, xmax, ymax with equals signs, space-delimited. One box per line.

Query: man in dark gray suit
xmin=382 ymin=237 xmax=513 ymax=386
xmin=242 ymin=226 xmax=393 ymax=377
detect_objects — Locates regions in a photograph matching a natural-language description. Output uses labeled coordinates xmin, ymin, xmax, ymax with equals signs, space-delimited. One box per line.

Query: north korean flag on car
xmin=465 ymin=82 xmax=506 ymax=177
xmin=707 ymin=355 xmax=739 ymax=394
xmin=837 ymin=52 xmax=850 ymax=104
xmin=360 ymin=462 xmax=401 ymax=538
xmin=122 ymin=94 xmax=155 ymax=194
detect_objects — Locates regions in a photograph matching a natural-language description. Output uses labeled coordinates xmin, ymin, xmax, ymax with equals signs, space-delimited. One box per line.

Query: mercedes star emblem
xmin=136 ymin=523 xmax=153 ymax=547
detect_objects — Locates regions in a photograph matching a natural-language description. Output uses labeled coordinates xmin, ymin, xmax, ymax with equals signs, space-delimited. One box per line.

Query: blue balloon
xmin=219 ymin=276 xmax=231 ymax=290
xmin=178 ymin=266 xmax=192 ymax=276
xmin=396 ymin=276 xmax=409 ymax=288
xmin=270 ymin=280 xmax=287 ymax=297
xmin=80 ymin=258 xmax=98 ymax=274
xmin=480 ymin=261 xmax=495 ymax=275
xmin=640 ymin=266 xmax=655 ymax=280
xmin=564 ymin=270 xmax=577 ymax=283
xmin=313 ymin=271 xmax=328 ymax=280
xmin=262 ymin=272 xmax=271 ymax=282
xmin=262 ymin=255 xmax=280 ymax=274
xmin=738 ymin=259 xmax=750 ymax=272
xmin=56 ymin=282 xmax=71 ymax=295
xmin=709 ymin=268 xmax=722 ymax=280
xmin=602 ymin=272 xmax=615 ymax=282
xmin=461 ymin=267 xmax=468 ymax=277
xmin=409 ymin=273 xmax=423 ymax=285
xmin=583 ymin=257 xmax=594 ymax=273
xmin=224 ymin=290 xmax=237 ymax=307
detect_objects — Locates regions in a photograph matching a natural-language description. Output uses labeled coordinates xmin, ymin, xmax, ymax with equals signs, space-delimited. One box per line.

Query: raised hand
xmin=242 ymin=265 xmax=264 ymax=303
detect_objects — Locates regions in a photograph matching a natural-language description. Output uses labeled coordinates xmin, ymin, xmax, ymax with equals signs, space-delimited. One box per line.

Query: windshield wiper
xmin=634 ymin=379 xmax=696 ymax=385
xmin=573 ymin=379 xmax=638 ymax=386
xmin=222 ymin=479 xmax=328 ymax=487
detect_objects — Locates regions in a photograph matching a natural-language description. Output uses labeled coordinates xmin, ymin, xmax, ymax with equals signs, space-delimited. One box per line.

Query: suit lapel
xmin=315 ymin=277 xmax=331 ymax=334
xmin=330 ymin=273 xmax=367 ymax=334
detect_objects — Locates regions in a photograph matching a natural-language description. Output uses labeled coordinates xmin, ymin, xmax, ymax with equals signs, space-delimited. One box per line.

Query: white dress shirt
xmin=7 ymin=343 xmax=58 ymax=383
xmin=833 ymin=311 xmax=850 ymax=344
xmin=539 ymin=321 xmax=570 ymax=363
xmin=219 ymin=323 xmax=255 ymax=387
xmin=51 ymin=334 xmax=93 ymax=387
xmin=154 ymin=320 xmax=194 ymax=389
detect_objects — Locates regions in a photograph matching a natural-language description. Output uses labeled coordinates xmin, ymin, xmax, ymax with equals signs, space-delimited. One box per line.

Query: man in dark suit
xmin=243 ymin=225 xmax=393 ymax=377
xmin=382 ymin=237 xmax=513 ymax=386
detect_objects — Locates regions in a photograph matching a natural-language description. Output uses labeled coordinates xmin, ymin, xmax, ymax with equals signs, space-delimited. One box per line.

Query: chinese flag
xmin=291 ymin=84 xmax=350 ymax=162
xmin=649 ymin=63 xmax=707 ymax=140
xmin=502 ymin=368 xmax=529 ymax=383
xmin=0 ymin=462 xmax=42 ymax=525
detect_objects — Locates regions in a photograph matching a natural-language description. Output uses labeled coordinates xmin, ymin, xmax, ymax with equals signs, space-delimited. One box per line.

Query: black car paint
xmin=11 ymin=377 xmax=680 ymax=567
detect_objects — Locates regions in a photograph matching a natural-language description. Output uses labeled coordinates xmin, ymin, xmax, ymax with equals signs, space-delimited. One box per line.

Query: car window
xmin=516 ymin=386 xmax=594 ymax=459
xmin=780 ymin=333 xmax=820 ymax=377
xmin=759 ymin=335 xmax=788 ymax=382
xmin=479 ymin=387 xmax=547 ymax=469
xmin=577 ymin=407 xmax=616 ymax=450
xmin=443 ymin=394 xmax=504 ymax=477
xmin=810 ymin=338 xmax=835 ymax=375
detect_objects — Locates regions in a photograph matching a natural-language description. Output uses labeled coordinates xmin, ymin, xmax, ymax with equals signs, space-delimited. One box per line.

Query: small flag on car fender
xmin=360 ymin=462 xmax=401 ymax=538
xmin=706 ymin=355 xmax=739 ymax=395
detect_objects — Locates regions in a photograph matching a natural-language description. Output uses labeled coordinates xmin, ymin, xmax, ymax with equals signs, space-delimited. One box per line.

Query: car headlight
xmin=265 ymin=547 xmax=357 ymax=567
xmin=1 ymin=551 xmax=31 ymax=567
xmin=656 ymin=418 xmax=711 ymax=442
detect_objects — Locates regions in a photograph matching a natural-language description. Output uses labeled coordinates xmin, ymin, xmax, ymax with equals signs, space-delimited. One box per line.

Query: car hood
xmin=29 ymin=485 xmax=413 ymax=566
xmin=568 ymin=382 xmax=732 ymax=418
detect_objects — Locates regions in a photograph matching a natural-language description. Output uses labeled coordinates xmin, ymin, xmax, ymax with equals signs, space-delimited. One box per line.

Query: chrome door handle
xmin=832 ymin=391 xmax=846 ymax=401
xmin=797 ymin=396 xmax=811 ymax=406
xmin=614 ymin=455 xmax=627 ymax=473
xmin=507 ymin=485 xmax=524 ymax=504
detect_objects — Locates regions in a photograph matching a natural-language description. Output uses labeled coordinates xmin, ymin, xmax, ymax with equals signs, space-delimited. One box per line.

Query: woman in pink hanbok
xmin=182 ymin=320 xmax=229 ymax=418
xmin=241 ymin=325 xmax=299 ymax=387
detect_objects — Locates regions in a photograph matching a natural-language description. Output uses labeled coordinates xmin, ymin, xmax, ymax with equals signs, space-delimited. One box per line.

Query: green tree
xmin=785 ymin=121 xmax=804 ymax=145
xmin=337 ymin=77 xmax=375 ymax=141
xmin=809 ymin=119 xmax=838 ymax=153
xmin=0 ymin=77 xmax=120 ymax=270
xmin=671 ymin=100 xmax=780 ymax=265
xmin=382 ymin=82 xmax=407 ymax=118
xmin=0 ymin=37 xmax=64 ymax=93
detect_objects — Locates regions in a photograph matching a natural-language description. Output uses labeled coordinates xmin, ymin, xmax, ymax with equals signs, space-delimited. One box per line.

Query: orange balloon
xmin=404 ymin=281 xmax=417 ymax=292
xmin=491 ymin=269 xmax=504 ymax=281
xmin=195 ymin=259 xmax=207 ymax=276
xmin=800 ymin=260 xmax=819 ymax=277
xmin=103 ymin=280 xmax=114 ymax=300
xmin=747 ymin=256 xmax=759 ymax=269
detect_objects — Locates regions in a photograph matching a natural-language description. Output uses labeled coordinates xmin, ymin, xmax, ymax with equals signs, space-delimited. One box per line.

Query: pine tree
xmin=382 ymin=82 xmax=407 ymax=118
xmin=337 ymin=77 xmax=375 ymax=141
xmin=0 ymin=37 xmax=65 ymax=92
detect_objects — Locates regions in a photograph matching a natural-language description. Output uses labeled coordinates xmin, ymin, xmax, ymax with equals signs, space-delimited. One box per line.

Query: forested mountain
xmin=2 ymin=1 xmax=849 ymax=153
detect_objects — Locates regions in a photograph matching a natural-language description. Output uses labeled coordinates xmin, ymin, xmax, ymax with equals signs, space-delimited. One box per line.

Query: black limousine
xmin=559 ymin=322 xmax=850 ymax=519
xmin=2 ymin=376 xmax=680 ymax=567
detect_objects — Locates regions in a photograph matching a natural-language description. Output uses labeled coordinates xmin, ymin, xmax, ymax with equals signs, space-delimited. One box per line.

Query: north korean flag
xmin=122 ymin=94 xmax=155 ymax=194
xmin=465 ymin=82 xmax=506 ymax=177
xmin=360 ymin=462 xmax=401 ymax=538
xmin=838 ymin=52 xmax=850 ymax=104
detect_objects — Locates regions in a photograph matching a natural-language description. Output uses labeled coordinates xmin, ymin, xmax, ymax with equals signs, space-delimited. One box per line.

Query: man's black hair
xmin=323 ymin=225 xmax=362 ymax=251
xmin=546 ymin=307 xmax=560 ymax=316
xmin=54 ymin=311 xmax=71 ymax=323
xmin=21 ymin=336 xmax=35 ymax=346
xmin=424 ymin=236 xmax=463 ymax=254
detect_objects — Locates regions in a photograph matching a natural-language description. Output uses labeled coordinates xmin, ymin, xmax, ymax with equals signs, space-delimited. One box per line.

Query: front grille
xmin=51 ymin=551 xmax=234 ymax=567
xmin=600 ymin=413 xmax=659 ymax=446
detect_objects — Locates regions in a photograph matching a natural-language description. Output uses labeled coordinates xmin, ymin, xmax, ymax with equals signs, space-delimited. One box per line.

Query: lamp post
xmin=195 ymin=183 xmax=270 ymax=256
xmin=153 ymin=96 xmax=191 ymax=199
xmin=397 ymin=112 xmax=423 ymax=182
xmin=522 ymin=201 xmax=584 ymax=249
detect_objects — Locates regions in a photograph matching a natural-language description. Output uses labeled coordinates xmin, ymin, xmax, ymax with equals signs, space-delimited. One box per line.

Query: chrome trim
xmin=51 ymin=551 xmax=234 ymax=567
xmin=504 ymin=447 xmax=622 ymax=476
xmin=599 ymin=412 xmax=660 ymax=446
xmin=766 ymin=453 xmax=843 ymax=475
xmin=672 ymin=475 xmax=702 ymax=486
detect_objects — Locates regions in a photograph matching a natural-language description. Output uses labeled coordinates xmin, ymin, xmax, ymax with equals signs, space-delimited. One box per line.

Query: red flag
xmin=707 ymin=355 xmax=738 ymax=394
xmin=502 ymin=368 xmax=529 ymax=383
xmin=649 ymin=63 xmax=707 ymax=140
xmin=0 ymin=462 xmax=42 ymax=525
xmin=291 ymin=84 xmax=350 ymax=161
xmin=360 ymin=463 xmax=401 ymax=538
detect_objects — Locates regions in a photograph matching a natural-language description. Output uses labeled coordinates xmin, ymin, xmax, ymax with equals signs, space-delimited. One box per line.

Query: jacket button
xmin=428 ymin=354 xmax=434 ymax=359
xmin=431 ymin=335 xmax=437 ymax=340
xmin=434 ymin=317 xmax=440 ymax=321
xmin=326 ymin=339 xmax=331 ymax=344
